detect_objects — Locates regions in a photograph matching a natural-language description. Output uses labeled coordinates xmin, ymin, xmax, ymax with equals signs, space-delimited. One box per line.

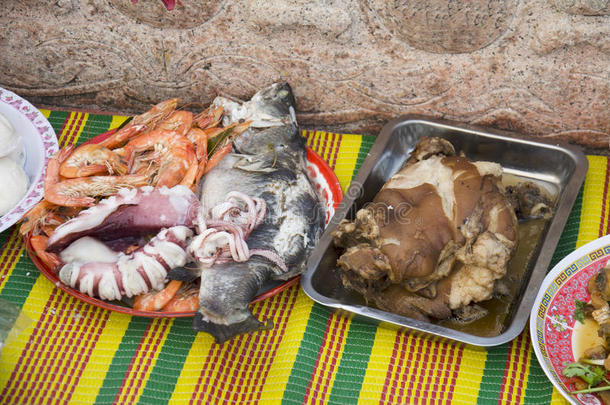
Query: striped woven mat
xmin=0 ymin=109 xmax=601 ymax=404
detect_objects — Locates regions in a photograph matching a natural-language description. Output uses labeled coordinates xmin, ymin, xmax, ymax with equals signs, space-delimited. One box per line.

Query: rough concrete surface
xmin=0 ymin=0 xmax=608 ymax=151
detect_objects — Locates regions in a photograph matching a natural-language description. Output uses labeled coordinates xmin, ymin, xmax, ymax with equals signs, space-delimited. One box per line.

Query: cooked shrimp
xmin=186 ymin=127 xmax=209 ymax=161
xmin=19 ymin=200 xmax=80 ymax=237
xmin=123 ymin=129 xmax=197 ymax=188
xmin=30 ymin=234 xmax=62 ymax=272
xmin=202 ymin=142 xmax=233 ymax=176
xmin=133 ymin=280 xmax=183 ymax=311
xmin=59 ymin=144 xmax=127 ymax=178
xmin=162 ymin=285 xmax=199 ymax=312
xmin=194 ymin=105 xmax=223 ymax=129
xmin=156 ymin=110 xmax=193 ymax=136
xmin=45 ymin=174 xmax=149 ymax=207
xmin=98 ymin=98 xmax=178 ymax=149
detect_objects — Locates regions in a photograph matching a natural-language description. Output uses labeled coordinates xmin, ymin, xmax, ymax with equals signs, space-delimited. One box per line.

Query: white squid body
xmin=58 ymin=226 xmax=192 ymax=301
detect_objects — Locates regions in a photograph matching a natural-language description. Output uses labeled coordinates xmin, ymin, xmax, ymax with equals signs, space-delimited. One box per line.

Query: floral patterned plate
xmin=530 ymin=235 xmax=610 ymax=405
xmin=0 ymin=87 xmax=58 ymax=233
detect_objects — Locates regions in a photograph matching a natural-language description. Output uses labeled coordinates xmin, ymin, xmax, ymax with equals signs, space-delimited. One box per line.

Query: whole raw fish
xmin=191 ymin=82 xmax=324 ymax=342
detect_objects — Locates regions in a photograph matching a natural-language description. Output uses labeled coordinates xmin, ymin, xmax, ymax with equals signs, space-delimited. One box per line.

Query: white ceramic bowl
xmin=0 ymin=87 xmax=58 ymax=233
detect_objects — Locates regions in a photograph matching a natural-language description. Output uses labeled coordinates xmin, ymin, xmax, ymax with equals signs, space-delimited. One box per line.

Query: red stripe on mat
xmin=316 ymin=134 xmax=326 ymax=156
xmin=63 ymin=112 xmax=84 ymax=147
xmin=55 ymin=114 xmax=73 ymax=148
xmin=206 ymin=329 xmax=249 ymax=401
xmin=434 ymin=343 xmax=448 ymax=403
xmin=231 ymin=288 xmax=293 ymax=404
xmin=192 ymin=334 xmax=224 ymax=404
xmin=497 ymin=332 xmax=524 ymax=405
xmin=220 ymin=294 xmax=278 ymax=403
xmin=232 ymin=295 xmax=281 ymax=404
xmin=1 ymin=288 xmax=62 ymax=402
xmin=329 ymin=133 xmax=343 ymax=170
xmin=44 ymin=301 xmax=99 ymax=404
xmin=445 ymin=344 xmax=462 ymax=404
xmin=407 ymin=336 xmax=425 ymax=403
xmin=302 ymin=313 xmax=350 ymax=403
xmin=379 ymin=331 xmax=406 ymax=404
xmin=388 ymin=333 xmax=406 ymax=403
xmin=316 ymin=315 xmax=349 ymax=403
xmin=325 ymin=133 xmax=337 ymax=167
xmin=63 ymin=307 xmax=111 ymax=404
xmin=420 ymin=341 xmax=441 ymax=403
xmin=253 ymin=286 xmax=299 ymax=403
xmin=19 ymin=293 xmax=72 ymax=398
xmin=516 ymin=335 xmax=531 ymax=404
xmin=59 ymin=112 xmax=85 ymax=148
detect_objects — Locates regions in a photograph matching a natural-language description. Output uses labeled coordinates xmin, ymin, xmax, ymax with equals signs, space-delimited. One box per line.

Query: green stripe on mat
xmin=46 ymin=110 xmax=69 ymax=136
xmin=326 ymin=320 xmax=377 ymax=404
xmin=282 ymin=304 xmax=332 ymax=404
xmin=94 ymin=317 xmax=151 ymax=405
xmin=0 ymin=227 xmax=7 ymax=247
xmin=355 ymin=135 xmax=375 ymax=173
xmin=78 ymin=113 xmax=113 ymax=144
xmin=476 ymin=342 xmax=510 ymax=404
xmin=0 ymin=232 xmax=37 ymax=309
xmin=138 ymin=318 xmax=197 ymax=404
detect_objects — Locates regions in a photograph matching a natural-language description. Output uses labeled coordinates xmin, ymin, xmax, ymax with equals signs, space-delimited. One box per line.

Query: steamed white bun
xmin=0 ymin=157 xmax=29 ymax=216
xmin=0 ymin=113 xmax=18 ymax=159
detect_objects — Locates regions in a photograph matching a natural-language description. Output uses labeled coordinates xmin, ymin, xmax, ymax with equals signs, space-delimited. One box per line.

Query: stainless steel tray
xmin=301 ymin=116 xmax=588 ymax=347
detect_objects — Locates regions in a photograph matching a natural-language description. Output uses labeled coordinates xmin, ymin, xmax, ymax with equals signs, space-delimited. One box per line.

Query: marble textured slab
xmin=0 ymin=0 xmax=608 ymax=150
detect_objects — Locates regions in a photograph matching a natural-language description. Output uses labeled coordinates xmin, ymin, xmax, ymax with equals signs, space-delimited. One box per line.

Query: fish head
xmin=213 ymin=82 xmax=297 ymax=129
xmin=232 ymin=124 xmax=306 ymax=160
xmin=248 ymin=82 xmax=296 ymax=122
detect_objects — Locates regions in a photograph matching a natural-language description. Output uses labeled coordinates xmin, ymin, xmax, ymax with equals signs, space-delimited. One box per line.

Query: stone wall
xmin=1 ymin=0 xmax=608 ymax=151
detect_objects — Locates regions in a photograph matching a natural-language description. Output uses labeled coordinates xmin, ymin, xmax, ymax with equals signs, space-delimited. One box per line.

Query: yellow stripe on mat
xmin=499 ymin=333 xmax=528 ymax=404
xmin=116 ymin=318 xmax=173 ymax=404
xmin=577 ymin=156 xmax=608 ymax=247
xmin=550 ymin=388 xmax=571 ymax=404
xmin=357 ymin=326 xmax=398 ymax=404
xmin=110 ymin=115 xmax=130 ymax=131
xmin=333 ymin=134 xmax=364 ymax=192
xmin=70 ymin=112 xmax=90 ymax=145
xmin=521 ymin=339 xmax=534 ymax=405
xmin=258 ymin=289 xmax=317 ymax=404
xmin=451 ymin=345 xmax=487 ymax=404
xmin=216 ymin=322 xmax=252 ymax=403
xmin=168 ymin=333 xmax=215 ymax=404
xmin=69 ymin=311 xmax=132 ymax=405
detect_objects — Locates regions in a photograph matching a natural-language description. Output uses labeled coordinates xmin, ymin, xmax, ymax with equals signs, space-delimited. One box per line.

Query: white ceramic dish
xmin=0 ymin=87 xmax=58 ymax=233
xmin=531 ymin=235 xmax=610 ymax=405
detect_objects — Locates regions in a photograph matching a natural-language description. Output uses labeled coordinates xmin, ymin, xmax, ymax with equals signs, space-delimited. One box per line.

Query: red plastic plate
xmin=26 ymin=129 xmax=343 ymax=317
